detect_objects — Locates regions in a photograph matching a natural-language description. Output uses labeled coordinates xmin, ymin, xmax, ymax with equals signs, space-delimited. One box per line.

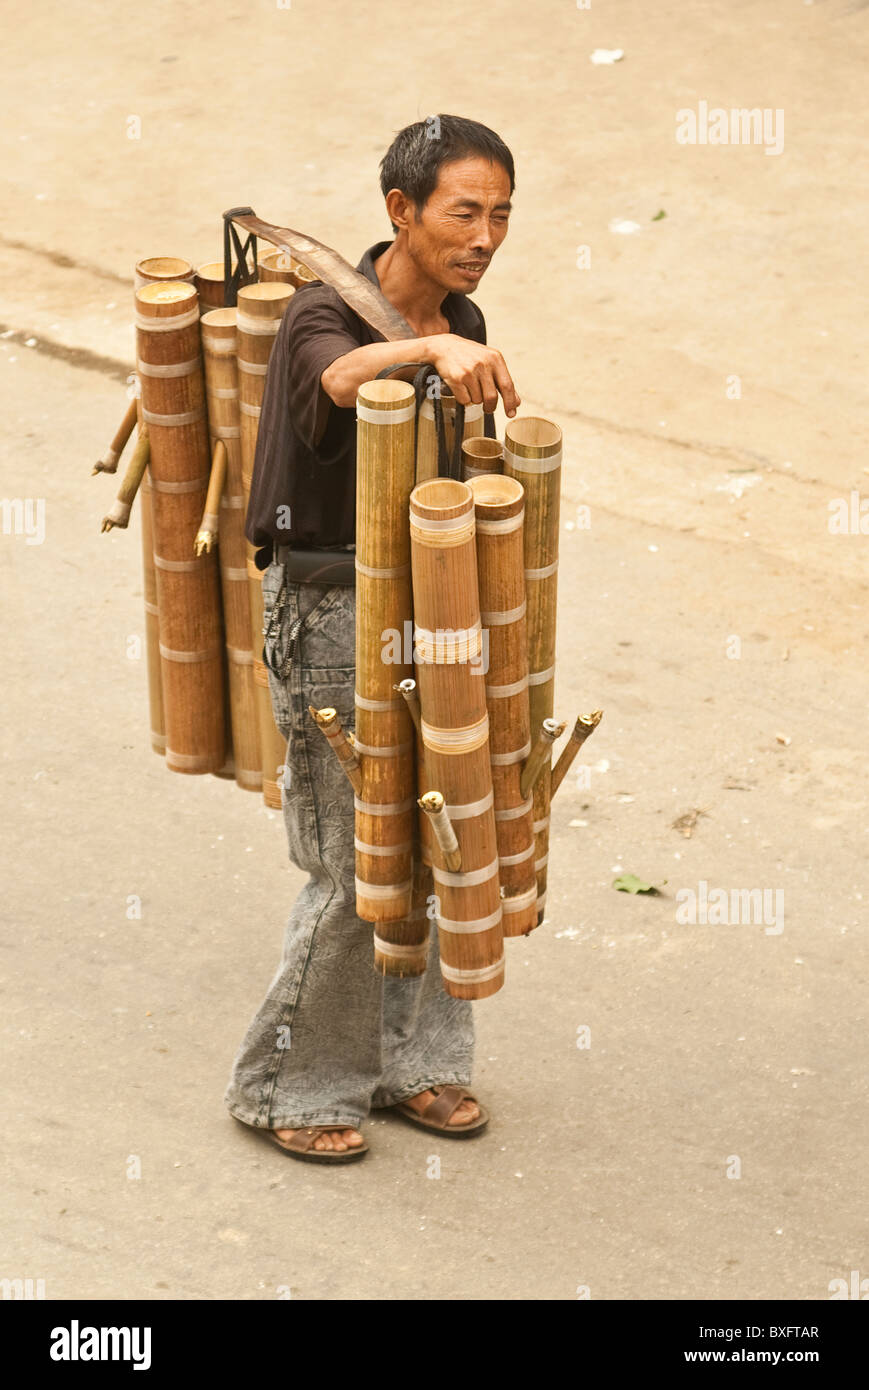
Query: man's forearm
xmin=321 ymin=339 xmax=433 ymax=409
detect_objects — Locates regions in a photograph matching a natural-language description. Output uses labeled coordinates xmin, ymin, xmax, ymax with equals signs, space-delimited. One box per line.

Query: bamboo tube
xmin=462 ymin=436 xmax=504 ymax=482
xmin=469 ymin=472 xmax=538 ymax=936
xmin=258 ymin=250 xmax=316 ymax=289
xmin=373 ymin=858 xmax=432 ymax=979
xmin=308 ymin=705 xmax=363 ymax=793
xmin=139 ymin=437 xmax=166 ymax=756
xmin=396 ymin=676 xmax=435 ymax=869
xmin=194 ymin=439 xmax=227 ymax=553
xmin=93 ymin=397 xmax=138 ymax=475
xmin=550 ymin=710 xmax=604 ymax=797
xmin=236 ymin=283 xmax=295 ymax=806
xmin=194 ymin=261 xmax=226 ymax=312
xmin=521 ymin=718 xmax=567 ymax=800
xmin=200 ymin=307 xmax=262 ymax=793
xmin=100 ymin=430 xmax=150 ymax=530
xmin=418 ymin=791 xmax=462 ymax=871
xmin=504 ymin=417 xmax=562 ymax=921
xmin=135 ymin=257 xmax=195 ymax=288
xmin=354 ymin=380 xmax=417 ymax=923
xmin=135 ymin=281 xmax=225 ymax=774
xmin=410 ymin=477 xmax=504 ymax=999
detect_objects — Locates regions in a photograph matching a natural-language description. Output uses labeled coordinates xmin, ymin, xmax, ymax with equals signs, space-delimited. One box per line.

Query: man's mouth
xmin=455 ymin=261 xmax=489 ymax=276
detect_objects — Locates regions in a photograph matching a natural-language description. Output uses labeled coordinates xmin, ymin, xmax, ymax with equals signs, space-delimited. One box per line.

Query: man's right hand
xmin=422 ymin=334 xmax=520 ymax=419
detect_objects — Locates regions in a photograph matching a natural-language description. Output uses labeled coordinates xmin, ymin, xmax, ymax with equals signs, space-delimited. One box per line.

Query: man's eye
xmin=454 ymin=213 xmax=473 ymax=220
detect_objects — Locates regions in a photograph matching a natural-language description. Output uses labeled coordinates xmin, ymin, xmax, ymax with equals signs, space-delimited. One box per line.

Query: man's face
xmin=402 ymin=155 xmax=512 ymax=293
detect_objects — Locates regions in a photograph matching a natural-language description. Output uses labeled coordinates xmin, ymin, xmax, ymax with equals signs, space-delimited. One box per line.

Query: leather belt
xmin=274 ymin=542 xmax=356 ymax=586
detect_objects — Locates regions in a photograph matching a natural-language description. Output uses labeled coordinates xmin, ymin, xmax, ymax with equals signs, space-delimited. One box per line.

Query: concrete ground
xmin=1 ymin=0 xmax=867 ymax=1300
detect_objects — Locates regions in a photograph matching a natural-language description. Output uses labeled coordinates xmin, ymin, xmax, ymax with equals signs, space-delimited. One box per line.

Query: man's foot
xmin=273 ymin=1126 xmax=364 ymax=1152
xmin=402 ymin=1088 xmax=480 ymax=1126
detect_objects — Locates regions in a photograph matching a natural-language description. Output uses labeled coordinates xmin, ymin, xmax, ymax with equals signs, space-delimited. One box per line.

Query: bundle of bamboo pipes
xmin=307 ymin=379 xmax=602 ymax=999
xmin=96 ymin=250 xmax=297 ymax=799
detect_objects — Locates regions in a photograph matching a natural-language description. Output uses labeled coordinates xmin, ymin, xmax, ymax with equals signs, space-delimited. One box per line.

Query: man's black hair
xmin=379 ymin=115 xmax=515 ymax=232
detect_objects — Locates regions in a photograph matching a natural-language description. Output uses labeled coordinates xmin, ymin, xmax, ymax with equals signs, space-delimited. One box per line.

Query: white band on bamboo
xmin=533 ymin=816 xmax=550 ymax=833
xmin=409 ymin=509 xmax=474 ymax=532
xmin=499 ymin=842 xmax=535 ymax=866
xmin=150 ymin=474 xmax=209 ymax=493
xmin=142 ymin=406 xmax=205 ymax=427
xmin=445 ymin=789 xmax=494 ymax=819
xmin=414 ymin=623 xmax=482 ymax=663
xmin=103 ymin=447 xmax=120 ymax=466
xmin=354 ymin=691 xmax=403 ymax=712
xmin=236 ymin=312 xmax=282 ymax=335
xmin=224 ymin=566 xmax=248 ymax=581
xmin=136 ymin=305 xmax=200 ymax=331
xmin=227 ymin=645 xmax=254 ymax=664
xmin=354 ymin=795 xmax=416 ymax=816
xmin=213 ymin=424 xmax=241 ymax=440
xmin=504 ymin=447 xmax=562 ymax=474
xmin=144 ymin=599 xmax=159 ymax=616
xmin=495 ymin=796 xmax=534 ymax=821
xmin=355 ymin=876 xmax=413 ymax=899
xmin=462 ymin=403 xmax=484 ymax=422
xmin=437 ymin=907 xmax=503 ymax=937
xmin=421 ymin=712 xmax=489 ymax=755
xmin=351 ymin=738 xmax=413 ymax=758
xmin=166 ymin=748 xmax=215 ymax=768
xmin=354 ymin=838 xmax=414 ymax=857
xmin=485 ymin=674 xmax=529 ymax=699
xmin=237 ymin=358 xmax=270 ymax=375
xmin=210 ymin=386 xmax=239 ymax=399
xmin=159 ymin=643 xmax=221 ymax=663
xmin=137 ymin=356 xmax=199 ymax=378
xmin=201 ymin=334 xmax=237 ymax=354
xmin=154 ymin=554 xmax=206 ymax=572
xmin=525 ymin=560 xmax=559 ymax=581
xmin=440 ymin=954 xmax=505 ymax=982
xmin=475 ymin=511 xmax=524 ymax=535
xmin=528 ymin=665 xmax=556 ymax=685
xmin=432 ymin=857 xmax=498 ymax=888
xmin=535 ymin=853 xmax=550 ymax=870
xmin=238 ymin=401 xmax=261 ymax=418
xmin=356 ymin=400 xmax=416 ymax=425
xmin=354 ymin=557 xmax=410 ymax=579
xmin=490 ymin=738 xmax=532 ymax=765
xmin=220 ymin=494 xmax=245 ymax=508
xmin=502 ymin=884 xmax=538 ymax=912
xmin=374 ymin=936 xmax=428 ymax=959
xmin=480 ymin=600 xmax=527 ymax=626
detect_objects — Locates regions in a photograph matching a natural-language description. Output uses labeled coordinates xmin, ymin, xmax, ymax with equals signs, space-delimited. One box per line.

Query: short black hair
xmin=379 ymin=115 xmax=515 ymax=232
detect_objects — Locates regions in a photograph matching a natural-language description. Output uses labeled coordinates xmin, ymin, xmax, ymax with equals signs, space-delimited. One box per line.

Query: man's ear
xmin=385 ymin=187 xmax=415 ymax=233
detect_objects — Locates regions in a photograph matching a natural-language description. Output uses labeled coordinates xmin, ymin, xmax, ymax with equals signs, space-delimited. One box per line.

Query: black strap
xmin=222 ymin=207 xmax=259 ymax=307
xmin=374 ymin=362 xmax=467 ymax=481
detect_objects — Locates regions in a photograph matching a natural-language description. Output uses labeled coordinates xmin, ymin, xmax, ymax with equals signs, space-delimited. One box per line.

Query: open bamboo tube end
xmin=549 ymin=709 xmax=604 ymax=798
xmin=135 ymin=256 xmax=194 ymax=287
xmin=418 ymin=790 xmax=462 ymax=872
xmin=462 ymin=436 xmax=505 ymax=481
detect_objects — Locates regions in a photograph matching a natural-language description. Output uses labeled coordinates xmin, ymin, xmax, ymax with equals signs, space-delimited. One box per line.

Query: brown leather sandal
xmin=269 ymin=1126 xmax=369 ymax=1163
xmin=391 ymin=1085 xmax=489 ymax=1137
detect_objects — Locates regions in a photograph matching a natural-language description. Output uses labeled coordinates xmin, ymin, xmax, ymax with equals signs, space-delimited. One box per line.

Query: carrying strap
xmin=374 ymin=361 xmax=465 ymax=480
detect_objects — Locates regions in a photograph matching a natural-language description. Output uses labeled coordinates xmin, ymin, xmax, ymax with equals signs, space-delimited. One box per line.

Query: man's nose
xmin=469 ymin=220 xmax=496 ymax=255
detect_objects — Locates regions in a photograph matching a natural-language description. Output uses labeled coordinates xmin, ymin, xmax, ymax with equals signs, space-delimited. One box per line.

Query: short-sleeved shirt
xmin=244 ymin=240 xmax=493 ymax=568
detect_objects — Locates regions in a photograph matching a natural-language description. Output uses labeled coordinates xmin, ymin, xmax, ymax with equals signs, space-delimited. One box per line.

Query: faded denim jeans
xmin=224 ymin=560 xmax=474 ymax=1131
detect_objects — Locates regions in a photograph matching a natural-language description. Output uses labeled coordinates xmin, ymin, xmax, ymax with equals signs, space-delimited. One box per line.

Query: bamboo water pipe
xmin=93 ymin=397 xmax=138 ymax=475
xmin=504 ymin=417 xmax=562 ymax=920
xmin=308 ymin=705 xmax=363 ymax=794
xmin=236 ymin=282 xmax=295 ymax=806
xmin=100 ymin=430 xmax=150 ymax=530
xmin=135 ymin=280 xmax=225 ymax=775
xmin=550 ymin=710 xmax=604 ymax=797
xmin=353 ymin=380 xmax=417 ymax=924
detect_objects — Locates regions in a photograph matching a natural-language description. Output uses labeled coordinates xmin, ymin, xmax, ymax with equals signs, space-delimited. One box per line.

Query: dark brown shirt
xmin=245 ymin=240 xmax=493 ymax=568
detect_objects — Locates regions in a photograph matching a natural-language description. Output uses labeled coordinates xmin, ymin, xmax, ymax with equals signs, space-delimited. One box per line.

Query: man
xmin=224 ymin=115 xmax=519 ymax=1163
